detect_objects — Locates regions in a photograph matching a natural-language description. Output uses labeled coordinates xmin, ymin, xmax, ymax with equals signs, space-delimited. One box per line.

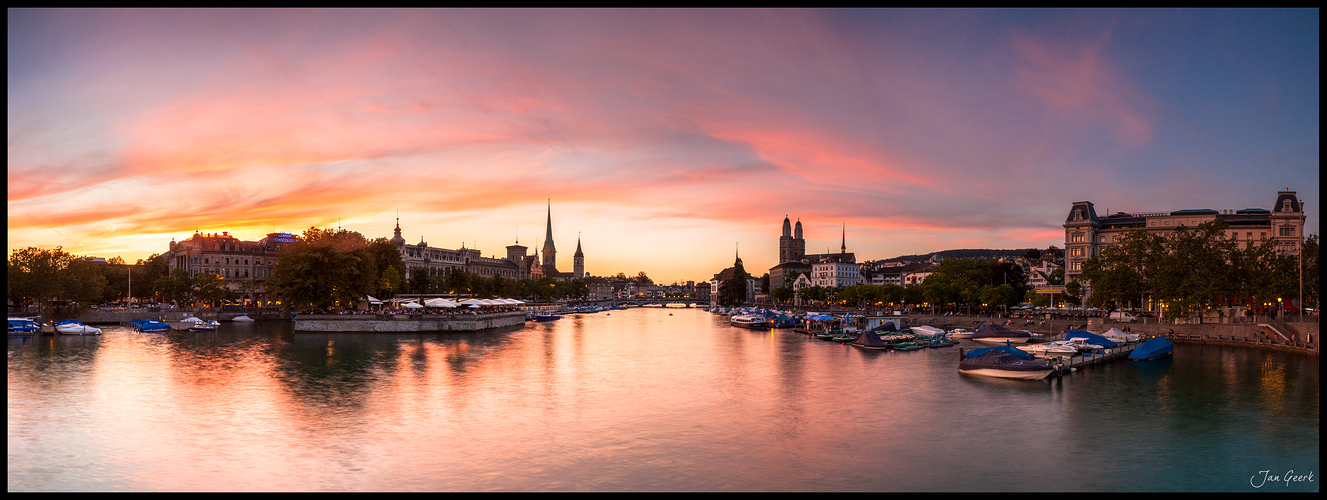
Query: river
xmin=7 ymin=307 xmax=1319 ymax=491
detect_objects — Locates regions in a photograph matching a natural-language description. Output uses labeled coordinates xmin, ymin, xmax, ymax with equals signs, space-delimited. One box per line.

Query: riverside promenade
xmin=293 ymin=311 xmax=527 ymax=333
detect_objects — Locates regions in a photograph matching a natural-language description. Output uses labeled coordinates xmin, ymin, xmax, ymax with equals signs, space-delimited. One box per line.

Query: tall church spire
xmin=541 ymin=200 xmax=557 ymax=268
xmin=841 ymin=222 xmax=847 ymax=253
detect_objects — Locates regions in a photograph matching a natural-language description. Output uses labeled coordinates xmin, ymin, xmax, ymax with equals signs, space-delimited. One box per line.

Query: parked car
xmin=1109 ymin=311 xmax=1138 ymax=322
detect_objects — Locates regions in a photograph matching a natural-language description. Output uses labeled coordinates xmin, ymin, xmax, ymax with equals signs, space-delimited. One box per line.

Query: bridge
xmin=574 ymin=298 xmax=710 ymax=308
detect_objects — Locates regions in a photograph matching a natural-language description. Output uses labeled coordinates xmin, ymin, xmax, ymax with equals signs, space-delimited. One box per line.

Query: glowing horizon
xmin=8 ymin=9 xmax=1319 ymax=283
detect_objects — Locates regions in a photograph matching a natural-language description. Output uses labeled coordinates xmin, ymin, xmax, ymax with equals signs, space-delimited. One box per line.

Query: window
xmin=1261 ymin=232 xmax=1267 ymax=239
xmin=1280 ymin=227 xmax=1296 ymax=237
xmin=1099 ymin=236 xmax=1106 ymax=243
xmin=1248 ymin=232 xmax=1253 ymax=240
xmin=1165 ymin=221 xmax=1170 ymax=226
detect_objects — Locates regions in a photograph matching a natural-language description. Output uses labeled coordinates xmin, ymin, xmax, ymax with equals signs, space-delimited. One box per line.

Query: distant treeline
xmin=877 ymin=248 xmax=1043 ymax=263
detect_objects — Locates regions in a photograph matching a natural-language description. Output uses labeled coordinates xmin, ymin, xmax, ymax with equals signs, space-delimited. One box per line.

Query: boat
xmin=1129 ymin=337 xmax=1174 ymax=361
xmin=1063 ymin=331 xmax=1119 ymax=349
xmin=850 ymin=328 xmax=892 ymax=350
xmin=1100 ymin=327 xmax=1140 ymax=344
xmin=135 ymin=319 xmax=173 ymax=333
xmin=189 ymin=320 xmax=221 ymax=331
xmin=533 ymin=314 xmax=562 ymax=322
xmin=729 ymin=315 xmax=769 ymax=329
xmin=231 ymin=315 xmax=255 ymax=322
xmin=909 ymin=325 xmax=947 ymax=337
xmin=8 ymin=317 xmax=42 ymax=335
xmin=55 ymin=319 xmax=102 ymax=335
xmin=959 ymin=345 xmax=1056 ymax=380
xmin=1017 ymin=342 xmax=1078 ymax=357
xmin=947 ymin=328 xmax=974 ymax=338
xmin=971 ymin=323 xmax=1031 ymax=344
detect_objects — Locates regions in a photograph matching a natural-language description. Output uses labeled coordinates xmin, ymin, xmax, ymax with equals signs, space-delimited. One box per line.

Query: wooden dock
xmin=1045 ymin=343 xmax=1136 ymax=377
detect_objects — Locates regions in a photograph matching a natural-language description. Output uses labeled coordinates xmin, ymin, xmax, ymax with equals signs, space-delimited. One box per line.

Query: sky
xmin=7 ymin=8 xmax=1320 ymax=283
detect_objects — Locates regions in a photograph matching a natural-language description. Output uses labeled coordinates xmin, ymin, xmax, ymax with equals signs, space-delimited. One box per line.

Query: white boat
xmin=9 ymin=317 xmax=42 ymax=335
xmin=959 ymin=346 xmax=1055 ymax=380
xmin=55 ymin=319 xmax=102 ymax=335
xmin=909 ymin=325 xmax=947 ymax=337
xmin=730 ymin=315 xmax=769 ymax=329
xmin=188 ymin=320 xmax=221 ymax=331
xmin=947 ymin=328 xmax=974 ymax=338
xmin=1017 ymin=342 xmax=1077 ymax=357
xmin=231 ymin=315 xmax=255 ymax=322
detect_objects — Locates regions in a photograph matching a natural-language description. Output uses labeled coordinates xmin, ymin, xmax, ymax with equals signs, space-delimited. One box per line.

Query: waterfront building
xmin=390 ymin=219 xmax=529 ymax=281
xmin=163 ymin=230 xmax=297 ymax=303
xmin=1064 ymin=190 xmax=1308 ymax=282
xmin=812 ymin=260 xmax=862 ymax=288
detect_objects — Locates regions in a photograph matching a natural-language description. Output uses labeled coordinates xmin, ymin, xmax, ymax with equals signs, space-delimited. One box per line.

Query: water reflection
xmin=7 ymin=310 xmax=1320 ymax=492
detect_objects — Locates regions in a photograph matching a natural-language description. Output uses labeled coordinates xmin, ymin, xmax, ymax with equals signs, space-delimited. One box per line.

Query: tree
xmin=268 ymin=227 xmax=380 ymax=312
xmin=8 ymin=246 xmax=75 ymax=308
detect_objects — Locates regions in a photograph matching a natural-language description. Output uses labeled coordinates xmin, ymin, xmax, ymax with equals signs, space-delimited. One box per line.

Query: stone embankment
xmin=293 ymin=311 xmax=527 ymax=333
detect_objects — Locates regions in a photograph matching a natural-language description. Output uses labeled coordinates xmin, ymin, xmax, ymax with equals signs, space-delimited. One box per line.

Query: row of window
xmin=191 ymin=256 xmax=269 ymax=266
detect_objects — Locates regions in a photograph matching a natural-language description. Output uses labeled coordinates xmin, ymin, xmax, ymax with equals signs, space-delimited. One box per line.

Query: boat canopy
xmin=1065 ymin=330 xmax=1118 ymax=348
xmin=963 ymin=345 xmax=1035 ymax=360
xmin=1129 ymin=337 xmax=1174 ymax=360
xmin=1101 ymin=327 xmax=1139 ymax=343
xmin=851 ymin=328 xmax=891 ymax=348
xmin=972 ymin=323 xmax=1031 ymax=338
xmin=910 ymin=325 xmax=946 ymax=336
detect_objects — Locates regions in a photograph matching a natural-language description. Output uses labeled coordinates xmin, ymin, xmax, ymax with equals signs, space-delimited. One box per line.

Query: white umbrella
xmin=402 ymin=301 xmax=424 ymax=309
xmin=366 ymin=295 xmax=382 ymax=305
xmin=425 ymin=298 xmax=459 ymax=308
xmin=460 ymin=298 xmax=485 ymax=305
xmin=468 ymin=304 xmax=481 ymax=309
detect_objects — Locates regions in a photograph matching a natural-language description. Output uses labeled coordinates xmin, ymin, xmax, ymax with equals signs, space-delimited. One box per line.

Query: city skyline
xmin=8 ymin=9 xmax=1320 ymax=283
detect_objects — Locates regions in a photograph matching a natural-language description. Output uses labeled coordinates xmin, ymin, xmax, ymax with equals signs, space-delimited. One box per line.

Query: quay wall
xmin=55 ymin=309 xmax=293 ymax=324
xmin=293 ymin=311 xmax=527 ymax=333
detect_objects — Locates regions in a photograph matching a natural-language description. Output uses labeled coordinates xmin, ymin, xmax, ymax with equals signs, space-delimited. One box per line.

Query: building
xmin=811 ymin=260 xmax=862 ymax=288
xmin=710 ymin=250 xmax=761 ymax=304
xmin=770 ymin=217 xmax=856 ymax=289
xmin=537 ymin=201 xmax=582 ymax=281
xmin=1064 ymin=190 xmax=1308 ymax=283
xmin=163 ymin=230 xmax=298 ymax=303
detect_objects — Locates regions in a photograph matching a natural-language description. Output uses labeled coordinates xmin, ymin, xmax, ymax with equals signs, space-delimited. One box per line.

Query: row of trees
xmin=8 ymin=247 xmax=180 ymax=309
xmin=403 ymin=267 xmax=590 ymax=303
xmin=1077 ymin=221 xmax=1318 ymax=320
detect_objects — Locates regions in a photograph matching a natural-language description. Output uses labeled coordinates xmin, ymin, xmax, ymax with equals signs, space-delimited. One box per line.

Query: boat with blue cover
xmin=135 ymin=319 xmax=173 ymax=333
xmin=1128 ymin=337 xmax=1173 ymax=361
xmin=959 ymin=345 xmax=1056 ymax=380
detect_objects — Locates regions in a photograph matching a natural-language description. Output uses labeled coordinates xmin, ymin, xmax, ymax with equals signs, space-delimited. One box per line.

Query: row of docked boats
xmin=959 ymin=332 xmax=1173 ymax=381
xmin=8 ymin=318 xmax=103 ymax=336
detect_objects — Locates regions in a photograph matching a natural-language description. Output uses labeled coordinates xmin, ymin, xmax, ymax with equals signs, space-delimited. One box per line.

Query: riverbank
xmin=292 ymin=311 xmax=527 ymax=333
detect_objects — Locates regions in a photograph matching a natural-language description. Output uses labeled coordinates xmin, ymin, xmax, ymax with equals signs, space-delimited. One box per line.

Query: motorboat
xmin=189 ymin=320 xmax=221 ymax=331
xmin=135 ymin=319 xmax=173 ymax=333
xmin=1129 ymin=337 xmax=1174 ymax=361
xmin=55 ymin=319 xmax=102 ymax=335
xmin=1017 ymin=342 xmax=1077 ymax=357
xmin=947 ymin=328 xmax=974 ymax=338
xmin=959 ymin=345 xmax=1056 ymax=380
xmin=533 ymin=314 xmax=562 ymax=322
xmin=729 ymin=315 xmax=769 ymax=329
xmin=231 ymin=315 xmax=255 ymax=322
xmin=971 ymin=323 xmax=1031 ymax=344
xmin=8 ymin=317 xmax=41 ymax=335
xmin=909 ymin=325 xmax=947 ymax=337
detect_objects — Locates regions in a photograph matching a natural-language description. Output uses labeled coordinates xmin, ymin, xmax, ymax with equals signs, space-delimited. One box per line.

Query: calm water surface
xmin=8 ymin=308 xmax=1319 ymax=491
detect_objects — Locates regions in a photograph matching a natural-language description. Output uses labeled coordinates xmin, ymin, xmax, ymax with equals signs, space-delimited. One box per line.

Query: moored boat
xmin=730 ymin=315 xmax=769 ymax=329
xmin=971 ymin=323 xmax=1031 ymax=344
xmin=959 ymin=345 xmax=1056 ymax=380
xmin=8 ymin=317 xmax=42 ymax=335
xmin=850 ymin=328 xmax=892 ymax=350
xmin=135 ymin=319 xmax=173 ymax=333
xmin=189 ymin=320 xmax=221 ymax=331
xmin=947 ymin=328 xmax=974 ymax=338
xmin=1128 ymin=337 xmax=1174 ymax=361
xmin=55 ymin=319 xmax=102 ymax=335
xmin=533 ymin=314 xmax=562 ymax=322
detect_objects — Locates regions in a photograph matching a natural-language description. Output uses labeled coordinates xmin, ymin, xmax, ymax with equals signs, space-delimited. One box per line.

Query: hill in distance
xmin=874 ymin=248 xmax=1040 ymax=264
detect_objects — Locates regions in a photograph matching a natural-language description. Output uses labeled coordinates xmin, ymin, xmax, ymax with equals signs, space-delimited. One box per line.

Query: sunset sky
xmin=8 ymin=9 xmax=1319 ymax=283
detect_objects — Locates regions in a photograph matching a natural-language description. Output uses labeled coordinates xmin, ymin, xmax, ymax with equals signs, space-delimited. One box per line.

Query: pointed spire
xmin=841 ymin=221 xmax=847 ymax=253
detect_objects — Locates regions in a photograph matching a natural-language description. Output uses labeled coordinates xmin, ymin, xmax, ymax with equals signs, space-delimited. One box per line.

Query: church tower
xmin=573 ymin=234 xmax=585 ymax=278
xmin=793 ymin=219 xmax=806 ymax=262
xmin=541 ymin=200 xmax=557 ymax=269
xmin=391 ymin=217 xmax=406 ymax=247
xmin=779 ymin=215 xmax=793 ymax=263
